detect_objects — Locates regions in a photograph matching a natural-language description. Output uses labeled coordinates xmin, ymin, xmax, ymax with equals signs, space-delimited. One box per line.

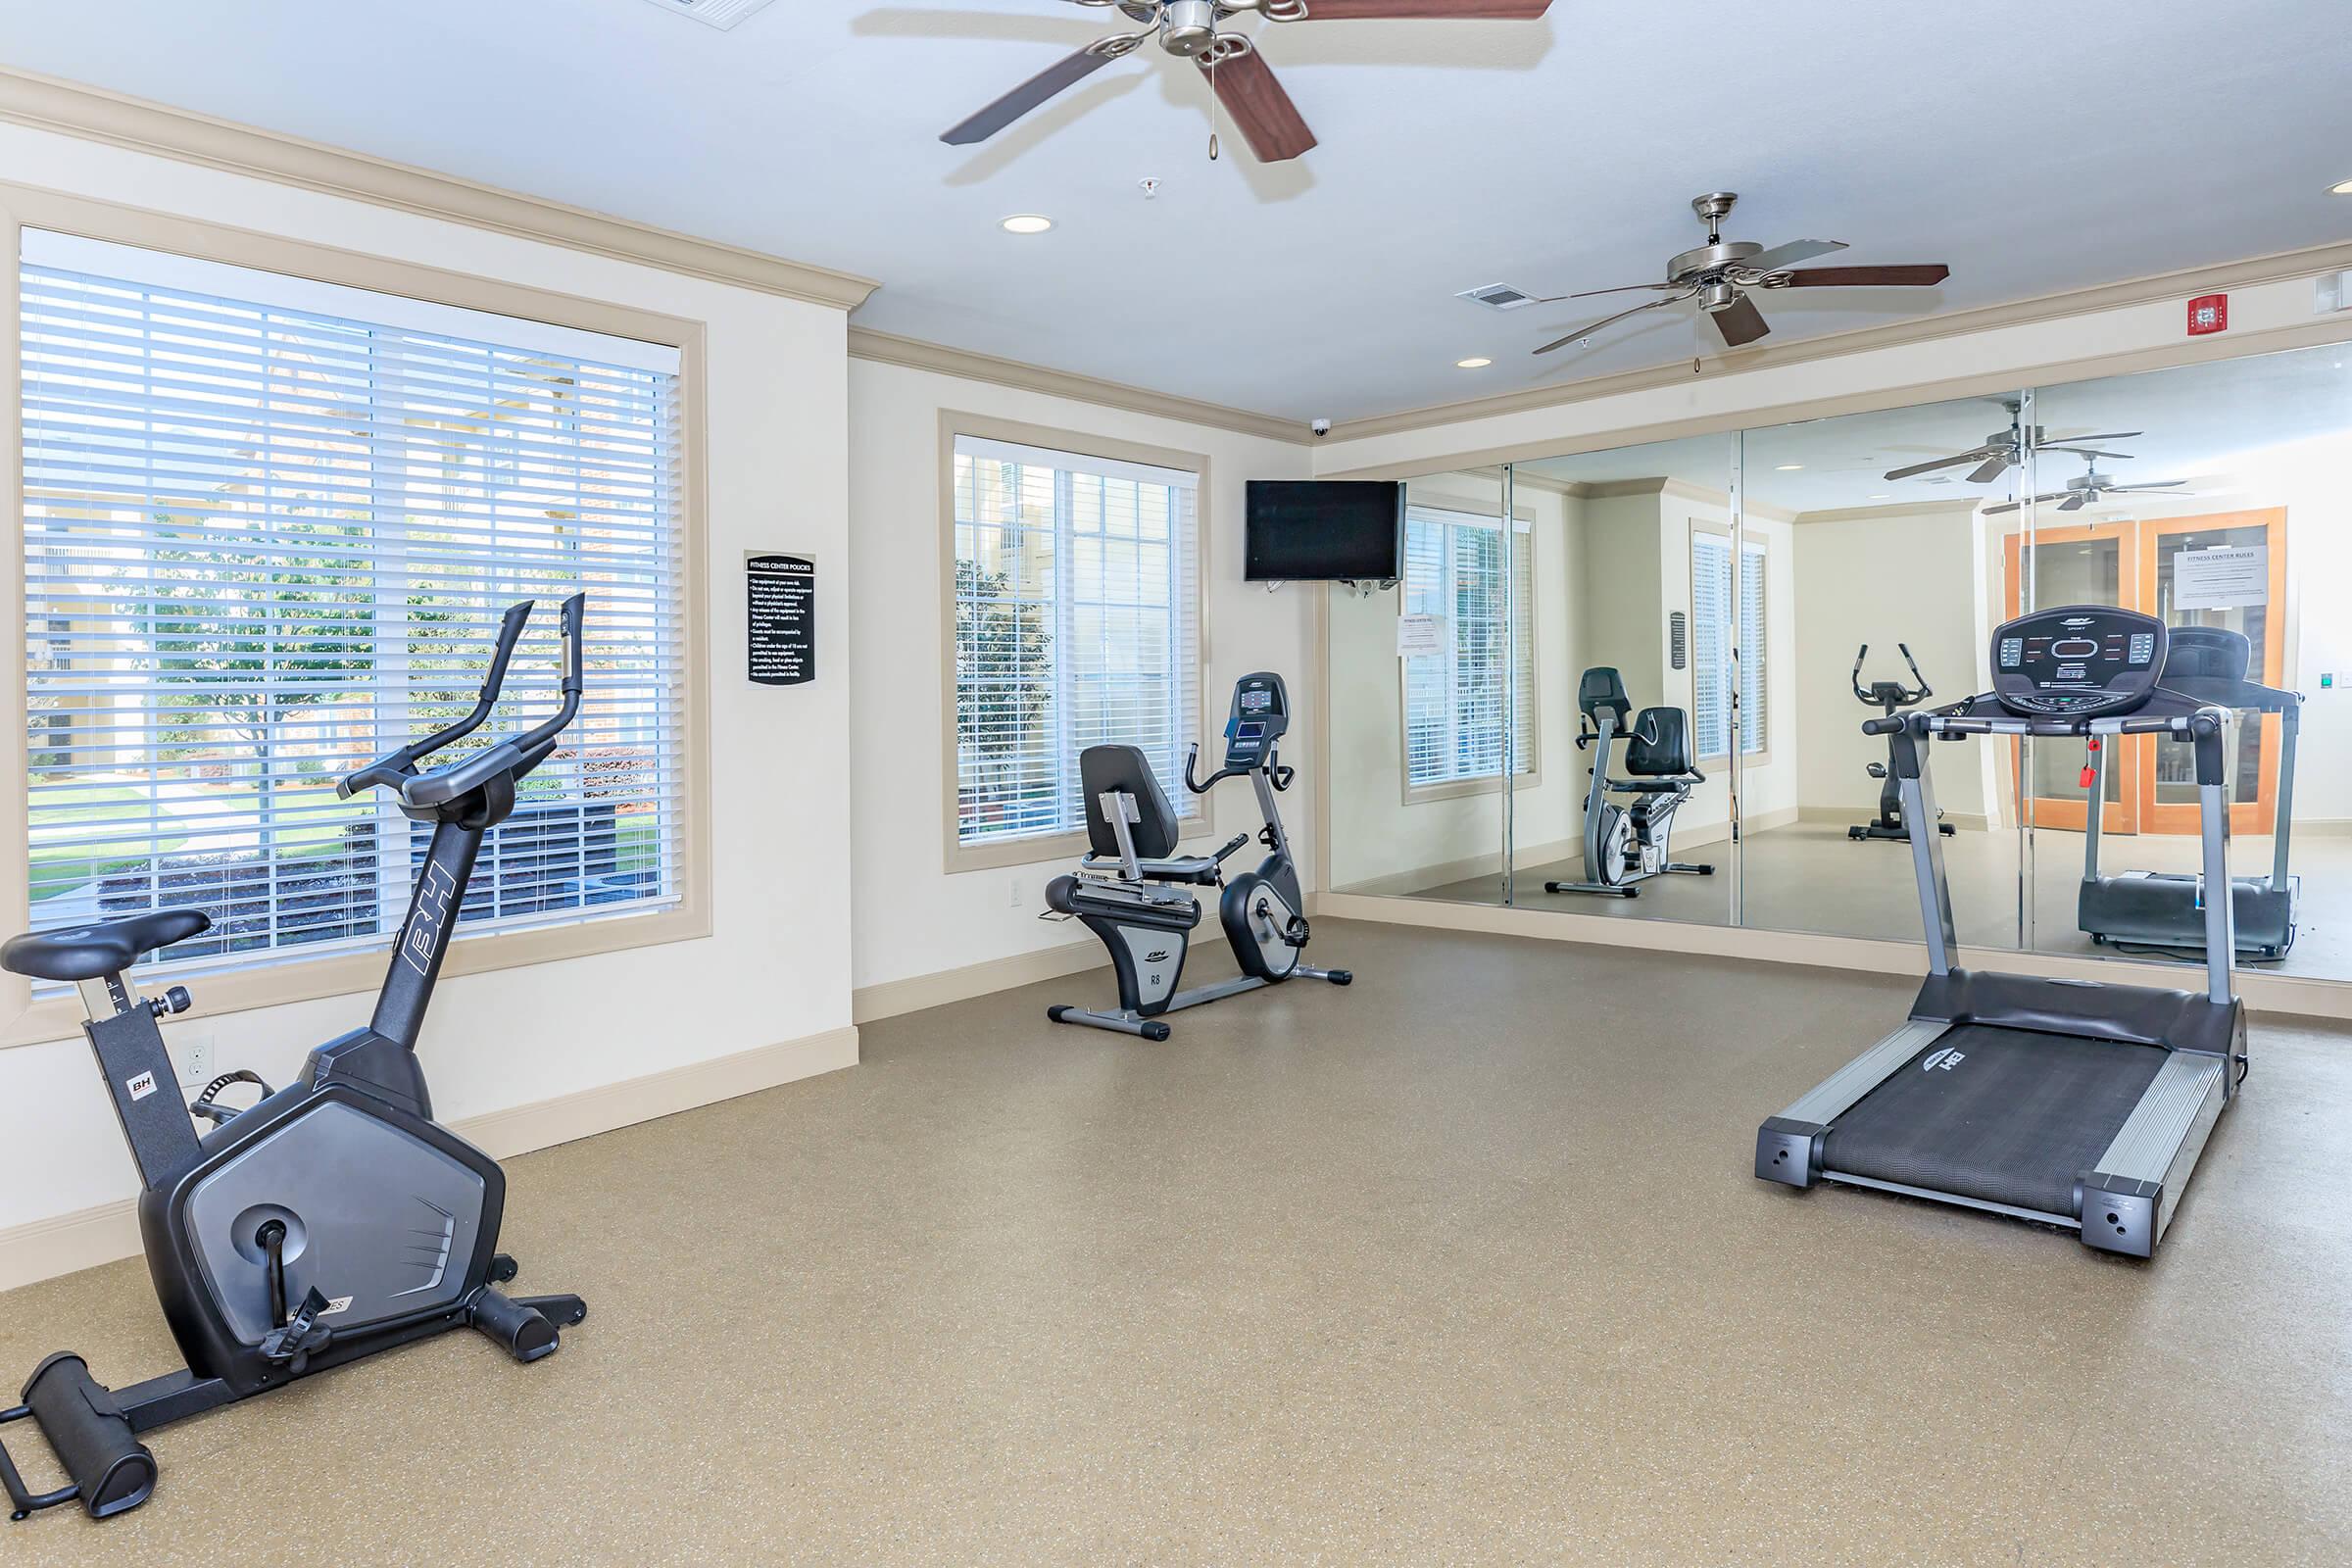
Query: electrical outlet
xmin=1007 ymin=877 xmax=1024 ymax=908
xmin=176 ymin=1033 xmax=215 ymax=1089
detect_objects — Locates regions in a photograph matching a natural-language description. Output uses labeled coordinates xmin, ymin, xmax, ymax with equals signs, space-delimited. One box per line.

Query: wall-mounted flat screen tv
xmin=1244 ymin=481 xmax=1405 ymax=582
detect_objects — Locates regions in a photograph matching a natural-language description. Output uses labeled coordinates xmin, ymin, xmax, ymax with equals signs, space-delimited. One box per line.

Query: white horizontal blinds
xmin=1690 ymin=532 xmax=1735 ymax=759
xmin=952 ymin=435 xmax=1199 ymax=846
xmin=20 ymin=234 xmax=686 ymax=970
xmin=1739 ymin=541 xmax=1767 ymax=755
xmin=1402 ymin=507 xmax=1534 ymax=788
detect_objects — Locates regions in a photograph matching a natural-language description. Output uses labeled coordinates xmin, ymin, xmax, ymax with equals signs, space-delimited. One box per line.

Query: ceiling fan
xmin=1883 ymin=399 xmax=2139 ymax=484
xmin=940 ymin=0 xmax=1553 ymax=163
xmin=1531 ymin=192 xmax=1952 ymax=358
xmin=1982 ymin=458 xmax=2189 ymax=514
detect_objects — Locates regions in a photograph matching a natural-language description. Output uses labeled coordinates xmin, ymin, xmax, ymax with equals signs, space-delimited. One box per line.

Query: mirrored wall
xmin=1326 ymin=338 xmax=2352 ymax=980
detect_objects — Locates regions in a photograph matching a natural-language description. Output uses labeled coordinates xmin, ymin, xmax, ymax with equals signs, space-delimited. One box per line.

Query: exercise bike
xmin=1043 ymin=672 xmax=1350 ymax=1041
xmin=1847 ymin=644 xmax=1955 ymax=842
xmin=1544 ymin=667 xmax=1713 ymax=899
xmin=0 ymin=596 xmax=589 ymax=1523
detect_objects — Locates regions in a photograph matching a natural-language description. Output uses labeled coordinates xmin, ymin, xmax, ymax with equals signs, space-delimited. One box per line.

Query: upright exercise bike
xmin=1544 ymin=667 xmax=1713 ymax=899
xmin=1848 ymin=643 xmax=1955 ymax=842
xmin=1044 ymin=672 xmax=1350 ymax=1041
xmin=0 ymin=596 xmax=589 ymax=1523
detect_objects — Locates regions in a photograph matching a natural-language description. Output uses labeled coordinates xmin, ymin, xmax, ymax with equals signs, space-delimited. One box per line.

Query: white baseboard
xmin=0 ymin=1023 xmax=859 ymax=1295
xmin=1794 ymin=805 xmax=1993 ymax=833
xmin=854 ymin=940 xmax=1105 ymax=1024
xmin=1335 ymin=837 xmax=1581 ymax=899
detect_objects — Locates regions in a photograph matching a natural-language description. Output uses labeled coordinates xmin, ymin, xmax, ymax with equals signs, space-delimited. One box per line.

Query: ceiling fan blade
xmin=942 ymin=47 xmax=1116 ymax=145
xmin=1710 ymin=293 xmax=1770 ymax=348
xmin=1776 ymin=264 xmax=1951 ymax=288
xmin=2110 ymin=480 xmax=2188 ymax=492
xmin=1882 ymin=449 xmax=1992 ymax=481
xmin=1557 ymin=280 xmax=1688 ymax=301
xmin=1742 ymin=238 xmax=1847 ymax=274
xmin=1200 ymin=51 xmax=1317 ymax=162
xmin=1966 ymin=454 xmax=2015 ymax=485
xmin=2043 ymin=446 xmax=2133 ymax=462
xmin=1293 ymin=0 xmax=1553 ymax=17
xmin=1533 ymin=293 xmax=1684 ymax=355
xmin=2057 ymin=493 xmax=2088 ymax=511
xmin=2049 ymin=430 xmax=2141 ymax=446
xmin=1982 ymin=492 xmax=2071 ymax=515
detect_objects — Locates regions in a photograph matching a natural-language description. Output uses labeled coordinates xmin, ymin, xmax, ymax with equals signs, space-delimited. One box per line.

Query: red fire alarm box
xmin=2186 ymin=293 xmax=2229 ymax=335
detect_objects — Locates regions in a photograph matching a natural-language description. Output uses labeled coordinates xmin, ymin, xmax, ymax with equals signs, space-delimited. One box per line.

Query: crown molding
xmin=0 ymin=67 xmax=879 ymax=311
xmin=1325 ymin=239 xmax=2352 ymax=446
xmin=849 ymin=327 xmax=1309 ymax=445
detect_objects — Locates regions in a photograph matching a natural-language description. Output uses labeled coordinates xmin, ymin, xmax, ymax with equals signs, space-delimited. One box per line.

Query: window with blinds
xmin=1690 ymin=531 xmax=1767 ymax=760
xmin=1402 ymin=507 xmax=1535 ymax=789
xmin=19 ymin=230 xmax=687 ymax=971
xmin=951 ymin=433 xmax=1200 ymax=849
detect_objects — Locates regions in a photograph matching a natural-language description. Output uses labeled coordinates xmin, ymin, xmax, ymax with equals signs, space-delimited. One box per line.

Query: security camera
xmin=1311 ymin=418 xmax=1332 ymax=438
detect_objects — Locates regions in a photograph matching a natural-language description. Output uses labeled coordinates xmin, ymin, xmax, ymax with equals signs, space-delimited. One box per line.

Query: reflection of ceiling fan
xmin=940 ymin=0 xmax=1553 ymax=163
xmin=1531 ymin=192 xmax=1951 ymax=357
xmin=1884 ymin=399 xmax=2138 ymax=484
xmin=1982 ymin=459 xmax=2189 ymax=514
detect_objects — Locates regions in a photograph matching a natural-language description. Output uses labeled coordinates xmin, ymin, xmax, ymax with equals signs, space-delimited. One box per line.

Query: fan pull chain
xmin=1207 ymin=55 xmax=1221 ymax=161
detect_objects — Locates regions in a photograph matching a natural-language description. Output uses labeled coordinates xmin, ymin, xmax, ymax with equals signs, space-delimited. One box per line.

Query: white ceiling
xmin=1516 ymin=343 xmax=2352 ymax=513
xmin=7 ymin=0 xmax=2351 ymax=422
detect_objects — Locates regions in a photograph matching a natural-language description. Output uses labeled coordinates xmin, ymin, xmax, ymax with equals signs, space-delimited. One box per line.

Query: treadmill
xmin=1756 ymin=606 xmax=2248 ymax=1257
xmin=2079 ymin=625 xmax=2301 ymax=960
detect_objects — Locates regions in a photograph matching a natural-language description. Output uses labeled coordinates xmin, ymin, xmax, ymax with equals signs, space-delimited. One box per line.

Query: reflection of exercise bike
xmin=0 ymin=597 xmax=588 ymax=1523
xmin=1044 ymin=672 xmax=1349 ymax=1041
xmin=1544 ymin=667 xmax=1713 ymax=900
xmin=1848 ymin=643 xmax=1954 ymax=842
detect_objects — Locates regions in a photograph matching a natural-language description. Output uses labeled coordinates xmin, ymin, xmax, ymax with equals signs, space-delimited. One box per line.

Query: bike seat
xmin=1 ymin=909 xmax=214 ymax=982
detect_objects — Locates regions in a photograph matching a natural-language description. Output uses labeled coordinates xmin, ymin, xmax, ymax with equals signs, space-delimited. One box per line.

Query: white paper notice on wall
xmin=1396 ymin=613 xmax=1445 ymax=658
xmin=2172 ymin=546 xmax=2268 ymax=611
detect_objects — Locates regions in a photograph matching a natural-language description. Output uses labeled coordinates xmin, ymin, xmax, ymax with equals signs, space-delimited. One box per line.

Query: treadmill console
xmin=1990 ymin=606 xmax=2166 ymax=719
xmin=1222 ymin=672 xmax=1291 ymax=769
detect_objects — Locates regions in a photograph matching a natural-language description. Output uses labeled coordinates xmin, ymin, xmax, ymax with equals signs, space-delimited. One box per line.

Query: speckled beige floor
xmin=2 ymin=920 xmax=2347 ymax=1565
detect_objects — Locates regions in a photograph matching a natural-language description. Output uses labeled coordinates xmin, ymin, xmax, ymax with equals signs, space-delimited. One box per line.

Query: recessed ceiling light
xmin=1775 ymin=464 xmax=1803 ymax=471
xmin=2331 ymin=178 xmax=2352 ymax=196
xmin=1000 ymin=214 xmax=1054 ymax=235
xmin=1456 ymin=357 xmax=1494 ymax=369
xmin=1869 ymin=493 xmax=1892 ymax=500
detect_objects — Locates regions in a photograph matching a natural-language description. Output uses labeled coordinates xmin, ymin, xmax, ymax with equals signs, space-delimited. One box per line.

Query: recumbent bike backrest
xmin=1579 ymin=665 xmax=1699 ymax=781
xmin=1079 ymin=743 xmax=1183 ymax=861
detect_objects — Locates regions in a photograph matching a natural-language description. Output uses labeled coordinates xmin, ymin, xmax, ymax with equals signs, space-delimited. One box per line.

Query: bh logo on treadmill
xmin=1922 ymin=1047 xmax=1967 ymax=1073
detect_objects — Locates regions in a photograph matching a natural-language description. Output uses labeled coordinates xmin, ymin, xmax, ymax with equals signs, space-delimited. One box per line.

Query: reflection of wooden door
xmin=2004 ymin=522 xmax=2138 ymax=833
xmin=2002 ymin=509 xmax=2288 ymax=838
xmin=2138 ymin=509 xmax=2287 ymax=836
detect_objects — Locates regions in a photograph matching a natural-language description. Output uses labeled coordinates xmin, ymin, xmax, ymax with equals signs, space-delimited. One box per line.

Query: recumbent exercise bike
xmin=1544 ymin=666 xmax=1714 ymax=899
xmin=0 ymin=596 xmax=588 ymax=1524
xmin=1044 ymin=672 xmax=1349 ymax=1040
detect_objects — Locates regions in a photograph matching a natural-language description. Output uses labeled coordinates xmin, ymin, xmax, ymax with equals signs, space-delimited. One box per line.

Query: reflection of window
xmin=20 ymin=234 xmax=686 ymax=971
xmin=950 ymin=433 xmax=1200 ymax=851
xmin=1691 ymin=531 xmax=1768 ymax=760
xmin=1403 ymin=507 xmax=1535 ymax=789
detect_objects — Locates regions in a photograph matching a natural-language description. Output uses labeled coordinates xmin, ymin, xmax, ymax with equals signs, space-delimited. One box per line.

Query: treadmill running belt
xmin=1821 ymin=1026 xmax=2168 ymax=1218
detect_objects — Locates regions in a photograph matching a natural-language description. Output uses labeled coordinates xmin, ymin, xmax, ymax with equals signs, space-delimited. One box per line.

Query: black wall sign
xmin=747 ymin=553 xmax=814 ymax=686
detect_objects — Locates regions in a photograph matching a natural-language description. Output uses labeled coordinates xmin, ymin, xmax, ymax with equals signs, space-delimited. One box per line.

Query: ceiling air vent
xmin=1457 ymin=282 xmax=1541 ymax=311
xmin=635 ymin=0 xmax=779 ymax=28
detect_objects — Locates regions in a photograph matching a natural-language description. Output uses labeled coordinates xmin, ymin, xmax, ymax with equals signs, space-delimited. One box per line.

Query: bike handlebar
xmin=1853 ymin=642 xmax=1933 ymax=707
xmin=336 ymin=593 xmax=587 ymax=806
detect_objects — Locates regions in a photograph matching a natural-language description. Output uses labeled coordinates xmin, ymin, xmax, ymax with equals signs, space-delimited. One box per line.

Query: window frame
xmin=936 ymin=412 xmax=1210 ymax=873
xmin=1396 ymin=496 xmax=1541 ymax=806
xmin=0 ymin=185 xmax=712 ymax=1049
xmin=1688 ymin=521 xmax=1773 ymax=769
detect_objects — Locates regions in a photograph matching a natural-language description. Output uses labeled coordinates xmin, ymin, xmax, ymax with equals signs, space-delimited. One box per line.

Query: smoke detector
xmin=636 ymin=0 xmax=779 ymax=28
xmin=1457 ymin=283 xmax=1540 ymax=312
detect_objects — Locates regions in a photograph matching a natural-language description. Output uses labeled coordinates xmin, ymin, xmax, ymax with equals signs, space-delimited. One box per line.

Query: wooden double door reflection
xmin=2003 ymin=509 xmax=2287 ymax=838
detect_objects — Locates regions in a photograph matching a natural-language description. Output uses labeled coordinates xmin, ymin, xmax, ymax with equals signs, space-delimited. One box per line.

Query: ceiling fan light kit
xmin=939 ymin=0 xmax=1555 ymax=163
